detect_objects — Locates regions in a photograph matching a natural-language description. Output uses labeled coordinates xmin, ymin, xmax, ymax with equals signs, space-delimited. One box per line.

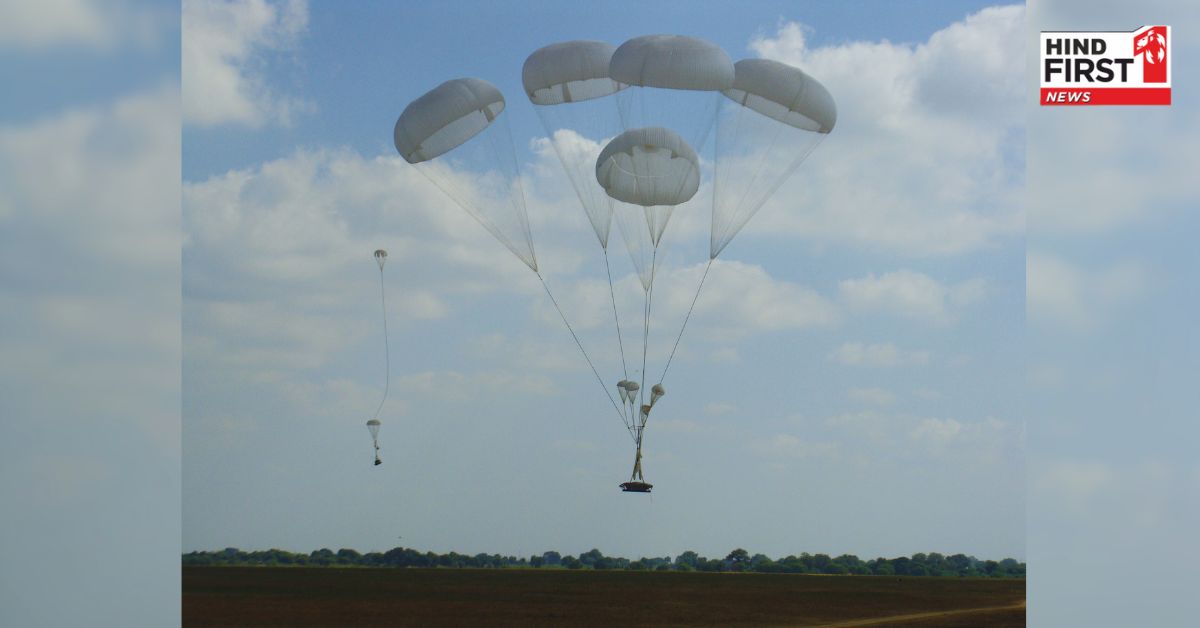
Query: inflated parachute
xmin=523 ymin=41 xmax=633 ymax=388
xmin=596 ymin=126 xmax=699 ymax=291
xmin=610 ymin=35 xmax=734 ymax=155
xmin=396 ymin=77 xmax=627 ymax=428
xmin=523 ymin=40 xmax=627 ymax=249
xmin=658 ymin=58 xmax=837 ymax=385
xmin=395 ymin=78 xmax=536 ymax=271
xmin=712 ymin=58 xmax=836 ymax=258
xmin=367 ymin=419 xmax=382 ymax=466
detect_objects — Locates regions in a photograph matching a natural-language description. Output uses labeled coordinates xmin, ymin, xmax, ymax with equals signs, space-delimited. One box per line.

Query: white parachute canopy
xmin=596 ymin=126 xmax=699 ymax=291
xmin=609 ymin=35 xmax=734 ymax=155
xmin=374 ymin=249 xmax=387 ymax=270
xmin=366 ymin=418 xmax=381 ymax=441
xmin=523 ymin=40 xmax=628 ymax=249
xmin=711 ymin=58 xmax=836 ymax=258
xmin=394 ymin=78 xmax=537 ymax=271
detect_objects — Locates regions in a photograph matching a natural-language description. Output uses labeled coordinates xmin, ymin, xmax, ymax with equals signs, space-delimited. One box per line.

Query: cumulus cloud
xmin=0 ymin=81 xmax=181 ymax=626
xmin=0 ymin=0 xmax=164 ymax=49
xmin=829 ymin=341 xmax=930 ymax=367
xmin=0 ymin=83 xmax=180 ymax=444
xmin=182 ymin=0 xmax=311 ymax=127
xmin=812 ymin=410 xmax=1020 ymax=466
xmin=838 ymin=270 xmax=985 ymax=324
xmin=742 ymin=5 xmax=1024 ymax=256
xmin=1027 ymin=252 xmax=1149 ymax=332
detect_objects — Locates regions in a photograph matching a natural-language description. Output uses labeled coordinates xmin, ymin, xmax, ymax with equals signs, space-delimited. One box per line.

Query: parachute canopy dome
xmin=723 ymin=58 xmax=837 ymax=133
xmin=523 ymin=40 xmax=627 ymax=105
xmin=610 ymin=35 xmax=734 ymax=91
xmin=596 ymin=127 xmax=700 ymax=207
xmin=394 ymin=78 xmax=506 ymax=164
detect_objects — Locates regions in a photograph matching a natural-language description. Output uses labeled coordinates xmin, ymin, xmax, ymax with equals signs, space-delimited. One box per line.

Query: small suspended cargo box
xmin=620 ymin=481 xmax=653 ymax=493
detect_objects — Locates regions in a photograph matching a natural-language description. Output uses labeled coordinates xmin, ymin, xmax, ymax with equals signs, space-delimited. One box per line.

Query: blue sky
xmin=183 ymin=0 xmax=1004 ymax=179
xmin=182 ymin=0 xmax=1026 ymax=567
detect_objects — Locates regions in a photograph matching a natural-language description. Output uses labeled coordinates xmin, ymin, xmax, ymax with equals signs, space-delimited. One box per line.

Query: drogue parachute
xmin=367 ymin=419 xmax=382 ymax=466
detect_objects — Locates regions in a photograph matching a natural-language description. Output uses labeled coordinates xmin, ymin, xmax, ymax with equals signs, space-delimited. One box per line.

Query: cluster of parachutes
xmin=383 ymin=35 xmax=835 ymax=490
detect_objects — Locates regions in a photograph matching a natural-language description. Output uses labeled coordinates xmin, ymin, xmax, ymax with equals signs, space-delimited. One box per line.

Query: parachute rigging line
xmin=537 ymin=273 xmax=629 ymax=435
xmin=639 ymin=247 xmax=658 ymax=411
xmin=660 ymin=258 xmax=714 ymax=385
xmin=604 ymin=249 xmax=629 ymax=382
xmin=373 ymin=255 xmax=390 ymax=421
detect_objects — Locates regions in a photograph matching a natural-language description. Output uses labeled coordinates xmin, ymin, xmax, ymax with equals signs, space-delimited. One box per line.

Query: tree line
xmin=183 ymin=547 xmax=1025 ymax=578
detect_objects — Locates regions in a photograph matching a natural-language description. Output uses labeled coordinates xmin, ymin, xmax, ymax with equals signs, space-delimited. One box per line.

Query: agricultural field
xmin=183 ymin=566 xmax=1025 ymax=627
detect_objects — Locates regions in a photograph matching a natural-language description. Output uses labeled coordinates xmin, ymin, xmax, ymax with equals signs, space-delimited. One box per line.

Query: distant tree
xmin=530 ymin=555 xmax=544 ymax=568
xmin=580 ymin=549 xmax=604 ymax=568
xmin=674 ymin=551 xmax=699 ymax=570
xmin=541 ymin=551 xmax=561 ymax=566
xmin=725 ymin=548 xmax=750 ymax=569
xmin=562 ymin=555 xmax=582 ymax=570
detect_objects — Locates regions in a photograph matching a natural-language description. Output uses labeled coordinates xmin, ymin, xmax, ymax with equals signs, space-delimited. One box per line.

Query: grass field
xmin=183 ymin=566 xmax=1025 ymax=627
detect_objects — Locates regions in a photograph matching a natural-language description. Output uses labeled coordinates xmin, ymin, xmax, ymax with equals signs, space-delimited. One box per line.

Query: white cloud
xmin=815 ymin=411 xmax=1020 ymax=465
xmin=838 ymin=270 xmax=985 ymax=324
xmin=0 ymin=0 xmax=163 ymax=49
xmin=909 ymin=416 xmax=1016 ymax=459
xmin=849 ymin=387 xmax=896 ymax=406
xmin=0 ymin=83 xmax=180 ymax=444
xmin=742 ymin=5 xmax=1024 ymax=257
xmin=0 ymin=81 xmax=182 ymax=627
xmin=1027 ymin=252 xmax=1149 ymax=332
xmin=829 ymin=341 xmax=930 ymax=367
xmin=1035 ymin=461 xmax=1113 ymax=513
xmin=531 ymin=259 xmax=839 ymax=371
xmin=182 ymin=0 xmax=311 ymax=127
xmin=754 ymin=434 xmax=839 ymax=460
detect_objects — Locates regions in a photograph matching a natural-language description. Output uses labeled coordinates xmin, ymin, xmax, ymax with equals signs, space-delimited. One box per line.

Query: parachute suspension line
xmin=373 ymin=264 xmax=390 ymax=421
xmin=604 ymin=249 xmax=629 ymax=382
xmin=660 ymin=258 xmax=714 ymax=384
xmin=640 ymin=247 xmax=658 ymax=409
xmin=729 ymin=108 xmax=787 ymax=234
xmin=536 ymin=273 xmax=626 ymax=425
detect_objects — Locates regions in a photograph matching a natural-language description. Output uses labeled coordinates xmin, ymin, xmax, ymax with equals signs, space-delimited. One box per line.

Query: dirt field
xmin=183 ymin=566 xmax=1025 ymax=627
